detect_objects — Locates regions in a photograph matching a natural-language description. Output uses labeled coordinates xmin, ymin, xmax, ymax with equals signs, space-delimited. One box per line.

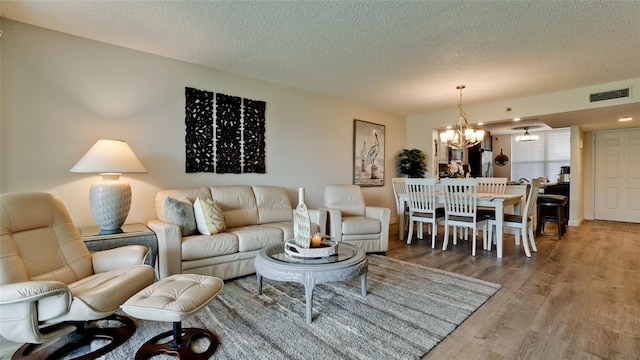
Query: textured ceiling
xmin=2 ymin=1 xmax=640 ymax=131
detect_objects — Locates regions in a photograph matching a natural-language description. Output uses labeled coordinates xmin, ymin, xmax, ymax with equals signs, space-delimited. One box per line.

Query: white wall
xmin=491 ymin=135 xmax=511 ymax=179
xmin=0 ymin=19 xmax=406 ymax=227
xmin=569 ymin=125 xmax=584 ymax=225
xmin=407 ymin=79 xmax=640 ymax=153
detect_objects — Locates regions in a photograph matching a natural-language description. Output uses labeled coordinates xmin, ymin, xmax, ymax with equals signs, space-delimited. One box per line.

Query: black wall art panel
xmin=185 ymin=87 xmax=214 ymax=173
xmin=243 ymin=99 xmax=266 ymax=173
xmin=184 ymin=87 xmax=266 ymax=174
xmin=215 ymin=93 xmax=242 ymax=174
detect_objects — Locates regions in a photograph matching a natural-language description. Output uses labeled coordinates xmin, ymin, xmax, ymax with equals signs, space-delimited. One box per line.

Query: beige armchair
xmin=322 ymin=185 xmax=390 ymax=253
xmin=0 ymin=192 xmax=155 ymax=359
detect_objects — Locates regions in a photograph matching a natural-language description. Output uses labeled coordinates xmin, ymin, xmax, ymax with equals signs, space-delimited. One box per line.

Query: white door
xmin=594 ymin=128 xmax=640 ymax=223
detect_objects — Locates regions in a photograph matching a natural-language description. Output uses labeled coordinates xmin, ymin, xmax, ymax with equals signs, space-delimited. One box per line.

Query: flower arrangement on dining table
xmin=448 ymin=160 xmax=469 ymax=178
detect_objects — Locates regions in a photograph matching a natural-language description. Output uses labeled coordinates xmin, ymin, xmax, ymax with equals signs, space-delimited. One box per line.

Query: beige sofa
xmin=148 ymin=185 xmax=326 ymax=280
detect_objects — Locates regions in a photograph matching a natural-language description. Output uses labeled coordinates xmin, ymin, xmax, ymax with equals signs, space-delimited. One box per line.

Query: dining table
xmin=398 ymin=192 xmax=522 ymax=258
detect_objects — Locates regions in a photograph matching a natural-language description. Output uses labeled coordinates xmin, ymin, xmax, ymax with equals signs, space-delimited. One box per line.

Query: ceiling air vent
xmin=589 ymin=88 xmax=630 ymax=103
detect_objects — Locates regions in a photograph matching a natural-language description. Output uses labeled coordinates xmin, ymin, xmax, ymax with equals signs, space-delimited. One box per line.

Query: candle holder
xmin=284 ymin=236 xmax=338 ymax=258
xmin=311 ymin=233 xmax=323 ymax=247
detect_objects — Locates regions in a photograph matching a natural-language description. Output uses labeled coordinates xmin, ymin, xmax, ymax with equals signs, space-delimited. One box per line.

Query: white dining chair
xmin=487 ymin=178 xmax=543 ymax=257
xmin=405 ymin=178 xmax=445 ymax=248
xmin=476 ymin=177 xmax=508 ymax=240
xmin=477 ymin=177 xmax=508 ymax=194
xmin=441 ymin=178 xmax=487 ymax=256
xmin=392 ymin=177 xmax=409 ymax=239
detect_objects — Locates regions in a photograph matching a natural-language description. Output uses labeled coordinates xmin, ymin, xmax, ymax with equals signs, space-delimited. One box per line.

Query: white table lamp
xmin=71 ymin=139 xmax=147 ymax=233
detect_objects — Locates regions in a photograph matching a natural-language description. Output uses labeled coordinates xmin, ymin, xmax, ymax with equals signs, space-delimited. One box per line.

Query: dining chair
xmin=477 ymin=177 xmax=508 ymax=194
xmin=391 ymin=177 xmax=409 ymax=239
xmin=486 ymin=178 xmax=543 ymax=257
xmin=441 ymin=178 xmax=487 ymax=256
xmin=405 ymin=178 xmax=445 ymax=248
xmin=476 ymin=177 xmax=508 ymax=237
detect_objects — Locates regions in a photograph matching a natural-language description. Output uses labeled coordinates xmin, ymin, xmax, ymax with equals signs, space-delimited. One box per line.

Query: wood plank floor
xmin=385 ymin=221 xmax=640 ymax=359
xmin=1 ymin=221 xmax=637 ymax=359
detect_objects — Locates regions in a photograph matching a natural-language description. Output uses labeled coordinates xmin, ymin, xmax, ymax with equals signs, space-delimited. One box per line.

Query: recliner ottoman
xmin=121 ymin=274 xmax=224 ymax=359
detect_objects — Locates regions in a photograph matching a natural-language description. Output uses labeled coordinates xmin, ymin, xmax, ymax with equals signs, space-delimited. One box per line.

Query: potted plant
xmin=398 ymin=148 xmax=427 ymax=178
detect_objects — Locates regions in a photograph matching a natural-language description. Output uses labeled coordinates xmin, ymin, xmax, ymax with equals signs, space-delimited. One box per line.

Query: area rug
xmin=0 ymin=256 xmax=501 ymax=360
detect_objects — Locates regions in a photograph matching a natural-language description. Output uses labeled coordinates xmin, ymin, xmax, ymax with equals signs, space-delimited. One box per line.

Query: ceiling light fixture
xmin=619 ymin=117 xmax=632 ymax=122
xmin=515 ymin=127 xmax=539 ymax=142
xmin=439 ymin=85 xmax=485 ymax=149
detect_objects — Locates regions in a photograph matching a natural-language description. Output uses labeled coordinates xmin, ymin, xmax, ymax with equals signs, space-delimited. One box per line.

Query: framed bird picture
xmin=353 ymin=119 xmax=385 ymax=186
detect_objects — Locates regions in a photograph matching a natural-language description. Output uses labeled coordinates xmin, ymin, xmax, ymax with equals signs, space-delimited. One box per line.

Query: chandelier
xmin=439 ymin=85 xmax=485 ymax=149
xmin=515 ymin=127 xmax=539 ymax=142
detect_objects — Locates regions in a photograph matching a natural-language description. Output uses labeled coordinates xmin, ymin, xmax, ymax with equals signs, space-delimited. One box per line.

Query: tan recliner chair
xmin=322 ymin=185 xmax=390 ymax=253
xmin=0 ymin=192 xmax=156 ymax=359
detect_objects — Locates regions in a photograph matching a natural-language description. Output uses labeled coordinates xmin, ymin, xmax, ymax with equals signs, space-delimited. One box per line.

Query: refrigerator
xmin=467 ymin=143 xmax=493 ymax=178
xmin=480 ymin=149 xmax=493 ymax=177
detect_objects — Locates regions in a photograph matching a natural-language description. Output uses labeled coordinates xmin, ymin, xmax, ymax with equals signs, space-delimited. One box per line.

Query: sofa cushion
xmin=181 ymin=232 xmax=239 ymax=261
xmin=162 ymin=196 xmax=197 ymax=236
xmin=342 ymin=216 xmax=381 ymax=235
xmin=155 ymin=187 xmax=212 ymax=236
xmin=193 ymin=197 xmax=226 ymax=235
xmin=266 ymin=221 xmax=322 ymax=242
xmin=264 ymin=222 xmax=294 ymax=241
xmin=324 ymin=185 xmax=366 ymax=217
xmin=210 ymin=186 xmax=258 ymax=228
xmin=228 ymin=225 xmax=283 ymax=252
xmin=252 ymin=186 xmax=293 ymax=224
xmin=209 ymin=203 xmax=226 ymax=232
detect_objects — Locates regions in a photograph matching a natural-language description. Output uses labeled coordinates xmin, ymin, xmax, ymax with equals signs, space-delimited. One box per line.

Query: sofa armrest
xmin=92 ymin=245 xmax=149 ymax=273
xmin=365 ymin=206 xmax=391 ymax=252
xmin=307 ymin=209 xmax=328 ymax=236
xmin=365 ymin=206 xmax=391 ymax=222
xmin=147 ymin=219 xmax=183 ymax=280
xmin=319 ymin=207 xmax=343 ymax=242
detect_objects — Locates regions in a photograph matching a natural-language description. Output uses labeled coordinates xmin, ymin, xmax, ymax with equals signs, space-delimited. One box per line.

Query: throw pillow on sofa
xmin=194 ymin=197 xmax=226 ymax=235
xmin=163 ymin=196 xmax=197 ymax=236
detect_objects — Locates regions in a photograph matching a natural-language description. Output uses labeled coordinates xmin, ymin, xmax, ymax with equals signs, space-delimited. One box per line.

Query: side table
xmin=79 ymin=223 xmax=158 ymax=268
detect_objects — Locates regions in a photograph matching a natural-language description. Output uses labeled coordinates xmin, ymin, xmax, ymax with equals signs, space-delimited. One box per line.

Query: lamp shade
xmin=71 ymin=139 xmax=147 ymax=174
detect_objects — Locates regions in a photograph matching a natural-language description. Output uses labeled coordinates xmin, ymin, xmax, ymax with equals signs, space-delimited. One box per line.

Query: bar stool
xmin=536 ymin=194 xmax=567 ymax=239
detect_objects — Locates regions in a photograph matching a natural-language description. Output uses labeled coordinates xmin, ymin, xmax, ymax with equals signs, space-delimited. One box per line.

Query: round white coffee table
xmin=254 ymin=242 xmax=368 ymax=324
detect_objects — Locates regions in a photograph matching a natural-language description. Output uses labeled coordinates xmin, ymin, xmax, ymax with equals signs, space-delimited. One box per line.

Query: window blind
xmin=511 ymin=128 xmax=570 ymax=181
